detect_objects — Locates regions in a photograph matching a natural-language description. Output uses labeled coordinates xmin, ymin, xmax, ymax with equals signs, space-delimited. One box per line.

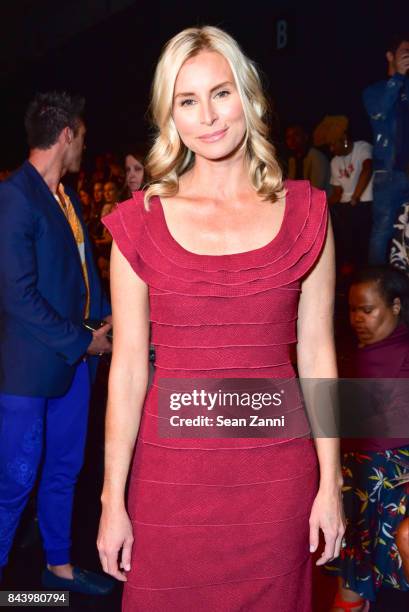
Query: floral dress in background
xmin=390 ymin=202 xmax=409 ymax=274
xmin=325 ymin=447 xmax=409 ymax=602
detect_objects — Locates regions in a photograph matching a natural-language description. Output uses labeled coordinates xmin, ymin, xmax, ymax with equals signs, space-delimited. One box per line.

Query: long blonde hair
xmin=144 ymin=26 xmax=284 ymax=207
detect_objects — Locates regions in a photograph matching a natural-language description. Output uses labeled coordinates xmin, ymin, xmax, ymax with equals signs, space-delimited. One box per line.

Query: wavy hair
xmin=144 ymin=26 xmax=284 ymax=208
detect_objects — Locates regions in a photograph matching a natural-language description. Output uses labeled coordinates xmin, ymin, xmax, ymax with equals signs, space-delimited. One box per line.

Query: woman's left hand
xmin=309 ymin=485 xmax=345 ymax=566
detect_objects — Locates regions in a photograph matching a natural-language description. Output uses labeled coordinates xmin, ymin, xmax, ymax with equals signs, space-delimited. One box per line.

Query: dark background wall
xmin=0 ymin=0 xmax=406 ymax=168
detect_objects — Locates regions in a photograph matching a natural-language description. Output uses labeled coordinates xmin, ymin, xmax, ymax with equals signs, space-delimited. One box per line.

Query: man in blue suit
xmin=364 ymin=34 xmax=409 ymax=264
xmin=0 ymin=92 xmax=113 ymax=594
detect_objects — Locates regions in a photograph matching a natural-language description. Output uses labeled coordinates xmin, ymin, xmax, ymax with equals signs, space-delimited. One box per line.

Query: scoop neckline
xmin=155 ymin=185 xmax=290 ymax=260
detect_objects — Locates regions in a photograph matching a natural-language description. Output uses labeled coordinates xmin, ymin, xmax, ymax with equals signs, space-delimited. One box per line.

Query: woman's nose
xmin=353 ymin=313 xmax=364 ymax=325
xmin=200 ymin=101 xmax=217 ymax=126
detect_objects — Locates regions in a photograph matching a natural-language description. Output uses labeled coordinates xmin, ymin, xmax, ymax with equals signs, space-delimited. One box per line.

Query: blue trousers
xmin=0 ymin=361 xmax=90 ymax=568
xmin=368 ymin=169 xmax=409 ymax=264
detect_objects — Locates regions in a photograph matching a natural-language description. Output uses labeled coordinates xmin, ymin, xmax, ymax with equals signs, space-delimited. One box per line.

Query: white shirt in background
xmin=330 ymin=140 xmax=373 ymax=202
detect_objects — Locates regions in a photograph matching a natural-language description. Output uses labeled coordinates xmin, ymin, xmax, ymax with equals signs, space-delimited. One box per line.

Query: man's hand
xmin=87 ymin=322 xmax=112 ymax=355
xmin=396 ymin=50 xmax=409 ymax=76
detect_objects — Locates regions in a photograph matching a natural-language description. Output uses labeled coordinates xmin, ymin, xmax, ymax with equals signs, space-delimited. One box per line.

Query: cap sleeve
xmin=291 ymin=183 xmax=328 ymax=281
xmin=102 ymin=183 xmax=328 ymax=295
xmin=102 ymin=191 xmax=147 ymax=281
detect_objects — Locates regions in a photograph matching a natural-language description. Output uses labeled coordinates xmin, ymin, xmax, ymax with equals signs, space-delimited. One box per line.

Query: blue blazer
xmin=0 ymin=161 xmax=111 ymax=397
xmin=363 ymin=73 xmax=409 ymax=171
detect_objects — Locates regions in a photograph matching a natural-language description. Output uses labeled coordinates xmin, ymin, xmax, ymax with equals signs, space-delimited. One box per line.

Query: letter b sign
xmin=276 ymin=20 xmax=287 ymax=50
xmin=273 ymin=14 xmax=294 ymax=54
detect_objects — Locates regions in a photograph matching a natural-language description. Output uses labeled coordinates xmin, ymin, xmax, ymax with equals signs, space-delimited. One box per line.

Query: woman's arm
xmin=328 ymin=185 xmax=343 ymax=205
xmin=97 ymin=241 xmax=150 ymax=581
xmin=95 ymin=227 xmax=113 ymax=245
xmin=351 ymin=158 xmax=372 ymax=205
xmin=328 ymin=158 xmax=343 ymax=205
xmin=297 ymin=220 xmax=345 ymax=566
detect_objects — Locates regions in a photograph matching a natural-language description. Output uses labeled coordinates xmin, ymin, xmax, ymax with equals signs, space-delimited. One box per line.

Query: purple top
xmin=347 ymin=324 xmax=409 ymax=451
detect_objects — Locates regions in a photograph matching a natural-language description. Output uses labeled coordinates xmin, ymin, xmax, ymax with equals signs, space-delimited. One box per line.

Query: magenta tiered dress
xmin=103 ymin=180 xmax=328 ymax=612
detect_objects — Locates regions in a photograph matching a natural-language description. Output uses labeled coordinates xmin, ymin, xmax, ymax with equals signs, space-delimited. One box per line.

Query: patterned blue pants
xmin=0 ymin=361 xmax=90 ymax=568
xmin=369 ymin=169 xmax=409 ymax=264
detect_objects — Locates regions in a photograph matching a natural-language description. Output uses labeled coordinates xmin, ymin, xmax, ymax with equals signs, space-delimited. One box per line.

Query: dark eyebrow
xmin=174 ymin=81 xmax=233 ymax=99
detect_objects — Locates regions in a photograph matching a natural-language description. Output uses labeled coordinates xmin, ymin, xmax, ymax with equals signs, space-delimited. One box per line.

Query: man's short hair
xmin=386 ymin=33 xmax=409 ymax=55
xmin=25 ymin=91 xmax=85 ymax=149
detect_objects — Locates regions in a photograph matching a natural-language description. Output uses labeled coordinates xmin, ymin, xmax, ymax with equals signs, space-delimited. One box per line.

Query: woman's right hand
xmin=97 ymin=505 xmax=134 ymax=581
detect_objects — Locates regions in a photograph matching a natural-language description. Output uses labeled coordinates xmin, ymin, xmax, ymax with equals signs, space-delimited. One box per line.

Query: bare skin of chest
xmin=161 ymin=195 xmax=286 ymax=256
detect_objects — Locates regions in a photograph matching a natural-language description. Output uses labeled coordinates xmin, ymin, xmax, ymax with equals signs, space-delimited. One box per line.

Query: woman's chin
xmin=355 ymin=331 xmax=372 ymax=345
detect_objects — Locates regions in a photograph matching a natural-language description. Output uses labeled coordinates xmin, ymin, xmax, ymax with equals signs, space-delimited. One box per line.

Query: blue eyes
xmin=179 ymin=90 xmax=231 ymax=107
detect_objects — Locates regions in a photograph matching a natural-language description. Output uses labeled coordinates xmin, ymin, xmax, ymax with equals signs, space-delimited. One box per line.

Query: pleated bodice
xmin=104 ymin=180 xmax=327 ymax=379
xmin=103 ymin=181 xmax=327 ymax=450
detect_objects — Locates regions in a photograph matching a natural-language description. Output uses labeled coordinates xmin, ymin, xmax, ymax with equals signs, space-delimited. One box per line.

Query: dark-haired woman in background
xmin=94 ymin=181 xmax=121 ymax=278
xmin=101 ymin=181 xmax=120 ymax=219
xmin=328 ymin=266 xmax=409 ymax=611
xmin=86 ymin=181 xmax=105 ymax=241
xmin=93 ymin=181 xmax=120 ymax=251
xmin=122 ymin=151 xmax=145 ymax=199
xmin=78 ymin=188 xmax=94 ymax=226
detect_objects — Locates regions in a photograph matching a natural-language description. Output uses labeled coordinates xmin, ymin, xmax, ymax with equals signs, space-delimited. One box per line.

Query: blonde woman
xmin=98 ymin=26 xmax=344 ymax=611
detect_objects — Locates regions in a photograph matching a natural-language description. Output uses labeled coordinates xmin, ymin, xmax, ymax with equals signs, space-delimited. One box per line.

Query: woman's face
xmin=349 ymin=281 xmax=400 ymax=346
xmin=330 ymin=132 xmax=348 ymax=156
xmin=93 ymin=182 xmax=103 ymax=204
xmin=79 ymin=190 xmax=91 ymax=206
xmin=103 ymin=182 xmax=118 ymax=204
xmin=172 ymin=51 xmax=246 ymax=161
xmin=125 ymin=155 xmax=144 ymax=192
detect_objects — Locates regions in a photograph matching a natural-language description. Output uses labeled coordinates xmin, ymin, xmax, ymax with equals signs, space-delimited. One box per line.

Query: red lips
xmin=198 ymin=128 xmax=228 ymax=141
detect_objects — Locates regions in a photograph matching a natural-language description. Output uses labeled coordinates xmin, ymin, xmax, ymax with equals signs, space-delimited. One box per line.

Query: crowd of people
xmin=73 ymin=152 xmax=145 ymax=289
xmin=1 ymin=36 xmax=408 ymax=287
xmin=0 ymin=150 xmax=145 ymax=295
xmin=0 ymin=25 xmax=408 ymax=612
xmin=285 ymin=33 xmax=409 ymax=287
